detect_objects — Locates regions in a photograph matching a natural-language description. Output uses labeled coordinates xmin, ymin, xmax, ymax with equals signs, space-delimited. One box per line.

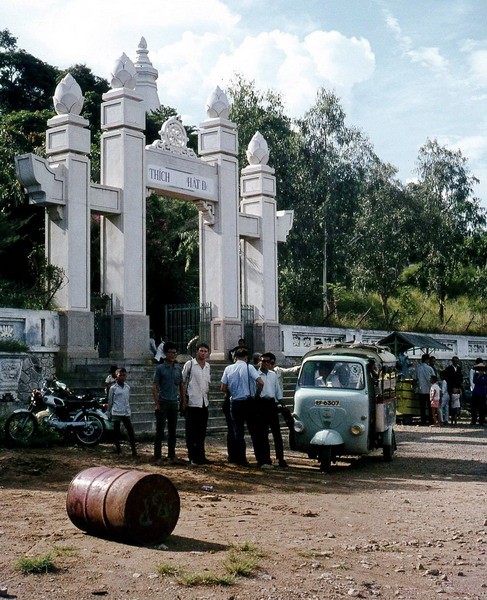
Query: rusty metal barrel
xmin=66 ymin=467 xmax=180 ymax=544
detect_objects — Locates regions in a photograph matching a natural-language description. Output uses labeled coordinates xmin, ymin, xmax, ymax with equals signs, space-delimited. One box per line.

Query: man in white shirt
xmin=259 ymin=353 xmax=288 ymax=468
xmin=413 ymin=354 xmax=435 ymax=425
xmin=181 ymin=343 xmax=211 ymax=465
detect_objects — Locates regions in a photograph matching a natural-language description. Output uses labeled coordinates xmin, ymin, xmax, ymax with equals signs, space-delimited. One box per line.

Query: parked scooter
xmin=5 ymin=378 xmax=109 ymax=447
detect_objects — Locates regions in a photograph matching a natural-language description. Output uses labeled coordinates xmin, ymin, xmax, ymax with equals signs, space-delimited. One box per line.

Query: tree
xmin=0 ymin=29 xmax=59 ymax=113
xmin=292 ymin=88 xmax=375 ymax=318
xmin=145 ymin=194 xmax=199 ymax=336
xmin=351 ymin=160 xmax=416 ymax=325
xmin=410 ymin=139 xmax=486 ymax=322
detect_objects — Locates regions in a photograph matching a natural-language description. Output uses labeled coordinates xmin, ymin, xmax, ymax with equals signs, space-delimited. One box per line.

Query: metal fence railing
xmin=164 ymin=303 xmax=212 ymax=355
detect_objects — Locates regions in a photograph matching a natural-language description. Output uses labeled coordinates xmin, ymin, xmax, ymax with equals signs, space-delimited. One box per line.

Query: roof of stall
xmin=378 ymin=331 xmax=449 ymax=354
xmin=302 ymin=343 xmax=397 ymax=365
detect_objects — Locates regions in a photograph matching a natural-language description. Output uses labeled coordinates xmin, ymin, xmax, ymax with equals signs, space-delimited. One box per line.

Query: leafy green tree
xmin=292 ymin=88 xmax=375 ymax=318
xmin=351 ymin=160 xmax=416 ymax=325
xmin=0 ymin=109 xmax=51 ymax=286
xmin=0 ymin=29 xmax=59 ymax=113
xmin=410 ymin=139 xmax=486 ymax=322
xmin=145 ymin=194 xmax=199 ymax=336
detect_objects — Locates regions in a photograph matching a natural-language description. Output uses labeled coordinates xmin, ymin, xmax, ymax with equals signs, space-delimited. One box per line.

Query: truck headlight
xmin=293 ymin=420 xmax=305 ymax=433
xmin=350 ymin=424 xmax=365 ymax=435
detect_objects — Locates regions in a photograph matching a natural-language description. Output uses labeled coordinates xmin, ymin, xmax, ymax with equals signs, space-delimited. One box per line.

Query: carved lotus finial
xmin=205 ymin=86 xmax=230 ymax=119
xmin=53 ymin=73 xmax=84 ymax=115
xmin=138 ymin=36 xmax=147 ymax=50
xmin=246 ymin=131 xmax=269 ymax=166
xmin=110 ymin=53 xmax=137 ymax=90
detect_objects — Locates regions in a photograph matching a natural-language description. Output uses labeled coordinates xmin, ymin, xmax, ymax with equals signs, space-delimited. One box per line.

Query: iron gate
xmin=241 ymin=304 xmax=255 ymax=356
xmin=92 ymin=293 xmax=113 ymax=358
xmin=164 ymin=303 xmax=212 ymax=354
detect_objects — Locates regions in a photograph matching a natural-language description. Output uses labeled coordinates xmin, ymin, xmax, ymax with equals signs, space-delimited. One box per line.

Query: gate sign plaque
xmin=147 ymin=164 xmax=215 ymax=200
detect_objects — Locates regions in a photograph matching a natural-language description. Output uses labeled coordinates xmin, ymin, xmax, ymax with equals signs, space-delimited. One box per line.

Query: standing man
xmin=182 ymin=342 xmax=212 ymax=465
xmin=414 ymin=354 xmax=435 ymax=425
xmin=152 ymin=341 xmax=185 ymax=463
xmin=221 ymin=347 xmax=264 ymax=466
xmin=259 ymin=352 xmax=288 ymax=468
xmin=442 ymin=356 xmax=464 ymax=397
xmin=107 ymin=367 xmax=137 ymax=457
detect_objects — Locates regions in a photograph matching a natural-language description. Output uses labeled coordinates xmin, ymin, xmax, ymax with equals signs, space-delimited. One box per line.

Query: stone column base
xmin=56 ymin=310 xmax=97 ymax=371
xmin=210 ymin=319 xmax=243 ymax=362
xmin=253 ymin=322 xmax=284 ymax=360
xmin=110 ymin=313 xmax=150 ymax=361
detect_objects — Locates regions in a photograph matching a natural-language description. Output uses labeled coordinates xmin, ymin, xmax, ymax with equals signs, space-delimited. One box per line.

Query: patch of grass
xmin=15 ymin=553 xmax=56 ymax=574
xmin=223 ymin=541 xmax=264 ymax=577
xmin=230 ymin=541 xmax=265 ymax=557
xmin=156 ymin=562 xmax=182 ymax=577
xmin=51 ymin=545 xmax=78 ymax=557
xmin=154 ymin=541 xmax=264 ymax=587
xmin=176 ymin=571 xmax=235 ymax=587
xmin=223 ymin=554 xmax=258 ymax=577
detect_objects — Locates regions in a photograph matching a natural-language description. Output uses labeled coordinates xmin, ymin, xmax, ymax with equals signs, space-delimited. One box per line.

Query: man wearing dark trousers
xmin=258 ymin=352 xmax=288 ymax=468
xmin=152 ymin=341 xmax=185 ymax=463
xmin=221 ymin=347 xmax=264 ymax=466
xmin=181 ymin=342 xmax=211 ymax=465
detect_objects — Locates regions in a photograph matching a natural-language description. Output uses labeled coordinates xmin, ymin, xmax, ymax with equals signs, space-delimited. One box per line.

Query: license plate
xmin=315 ymin=400 xmax=340 ymax=406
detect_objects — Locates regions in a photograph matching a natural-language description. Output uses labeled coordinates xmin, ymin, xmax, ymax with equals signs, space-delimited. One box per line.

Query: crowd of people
xmin=103 ymin=340 xmax=487 ymax=459
xmin=105 ymin=338 xmax=297 ymax=467
xmin=411 ymin=353 xmax=486 ymax=427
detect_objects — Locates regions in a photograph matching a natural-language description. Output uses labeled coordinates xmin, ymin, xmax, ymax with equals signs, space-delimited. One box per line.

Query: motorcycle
xmin=5 ymin=378 xmax=109 ymax=447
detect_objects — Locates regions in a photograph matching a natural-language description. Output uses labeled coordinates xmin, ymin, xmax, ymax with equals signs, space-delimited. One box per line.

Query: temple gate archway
xmin=15 ymin=45 xmax=293 ymax=365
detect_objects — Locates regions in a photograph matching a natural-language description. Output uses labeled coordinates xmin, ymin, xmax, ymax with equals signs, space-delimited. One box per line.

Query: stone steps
xmin=61 ymin=360 xmax=297 ymax=436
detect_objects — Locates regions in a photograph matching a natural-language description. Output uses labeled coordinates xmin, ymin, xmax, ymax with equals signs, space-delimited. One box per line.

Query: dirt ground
xmin=0 ymin=423 xmax=486 ymax=600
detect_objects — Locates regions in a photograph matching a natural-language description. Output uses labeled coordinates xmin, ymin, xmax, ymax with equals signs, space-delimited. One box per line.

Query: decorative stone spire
xmin=110 ymin=53 xmax=137 ymax=90
xmin=205 ymin=86 xmax=230 ymax=119
xmin=134 ymin=37 xmax=160 ymax=113
xmin=53 ymin=73 xmax=84 ymax=115
xmin=246 ymin=131 xmax=269 ymax=166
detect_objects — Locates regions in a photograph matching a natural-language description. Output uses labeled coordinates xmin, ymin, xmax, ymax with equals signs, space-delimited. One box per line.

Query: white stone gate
xmin=15 ymin=42 xmax=293 ymax=364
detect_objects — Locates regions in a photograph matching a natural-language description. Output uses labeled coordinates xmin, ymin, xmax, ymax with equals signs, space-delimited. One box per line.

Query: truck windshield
xmin=298 ymin=360 xmax=365 ymax=390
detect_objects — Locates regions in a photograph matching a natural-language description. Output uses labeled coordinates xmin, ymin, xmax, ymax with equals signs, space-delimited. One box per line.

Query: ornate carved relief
xmin=53 ymin=73 xmax=84 ymax=115
xmin=149 ymin=116 xmax=197 ymax=158
xmin=194 ymin=200 xmax=215 ymax=225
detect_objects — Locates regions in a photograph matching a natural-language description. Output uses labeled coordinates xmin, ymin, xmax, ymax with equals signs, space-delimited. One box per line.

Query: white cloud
xmin=407 ymin=47 xmax=448 ymax=71
xmin=467 ymin=49 xmax=487 ymax=86
xmin=443 ymin=135 xmax=487 ymax=163
xmin=155 ymin=28 xmax=375 ymax=119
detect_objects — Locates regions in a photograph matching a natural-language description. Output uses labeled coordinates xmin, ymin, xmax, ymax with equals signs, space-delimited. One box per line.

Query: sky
xmin=2 ymin=0 xmax=487 ymax=206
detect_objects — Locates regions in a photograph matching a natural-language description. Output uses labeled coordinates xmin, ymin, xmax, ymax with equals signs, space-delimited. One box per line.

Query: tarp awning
xmin=377 ymin=331 xmax=450 ymax=354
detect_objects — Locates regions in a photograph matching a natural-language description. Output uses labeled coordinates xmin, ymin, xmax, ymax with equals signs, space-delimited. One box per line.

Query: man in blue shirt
xmin=152 ymin=341 xmax=185 ymax=463
xmin=221 ymin=347 xmax=263 ymax=466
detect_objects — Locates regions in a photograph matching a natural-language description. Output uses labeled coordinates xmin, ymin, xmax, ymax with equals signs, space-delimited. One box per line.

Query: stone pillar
xmin=240 ymin=132 xmax=280 ymax=354
xmin=45 ymin=74 xmax=96 ymax=362
xmin=100 ymin=54 xmax=149 ymax=359
xmin=198 ymin=87 xmax=242 ymax=359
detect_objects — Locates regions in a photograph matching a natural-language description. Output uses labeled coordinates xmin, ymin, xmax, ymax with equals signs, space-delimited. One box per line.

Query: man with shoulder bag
xmin=221 ymin=347 xmax=264 ymax=466
xmin=182 ymin=343 xmax=212 ymax=465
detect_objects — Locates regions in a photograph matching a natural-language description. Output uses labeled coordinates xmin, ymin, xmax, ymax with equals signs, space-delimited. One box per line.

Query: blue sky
xmin=2 ymin=0 xmax=487 ymax=205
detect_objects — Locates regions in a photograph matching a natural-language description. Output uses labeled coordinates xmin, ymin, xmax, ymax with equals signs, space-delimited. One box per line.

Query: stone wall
xmin=0 ymin=352 xmax=56 ymax=418
xmin=280 ymin=324 xmax=487 ymax=363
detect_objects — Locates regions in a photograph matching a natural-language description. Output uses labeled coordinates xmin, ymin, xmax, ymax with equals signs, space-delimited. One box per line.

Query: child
xmin=429 ymin=375 xmax=441 ymax=426
xmin=104 ymin=365 xmax=118 ymax=397
xmin=440 ymin=377 xmax=450 ymax=425
xmin=108 ymin=368 xmax=137 ymax=457
xmin=450 ymin=387 xmax=461 ymax=426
